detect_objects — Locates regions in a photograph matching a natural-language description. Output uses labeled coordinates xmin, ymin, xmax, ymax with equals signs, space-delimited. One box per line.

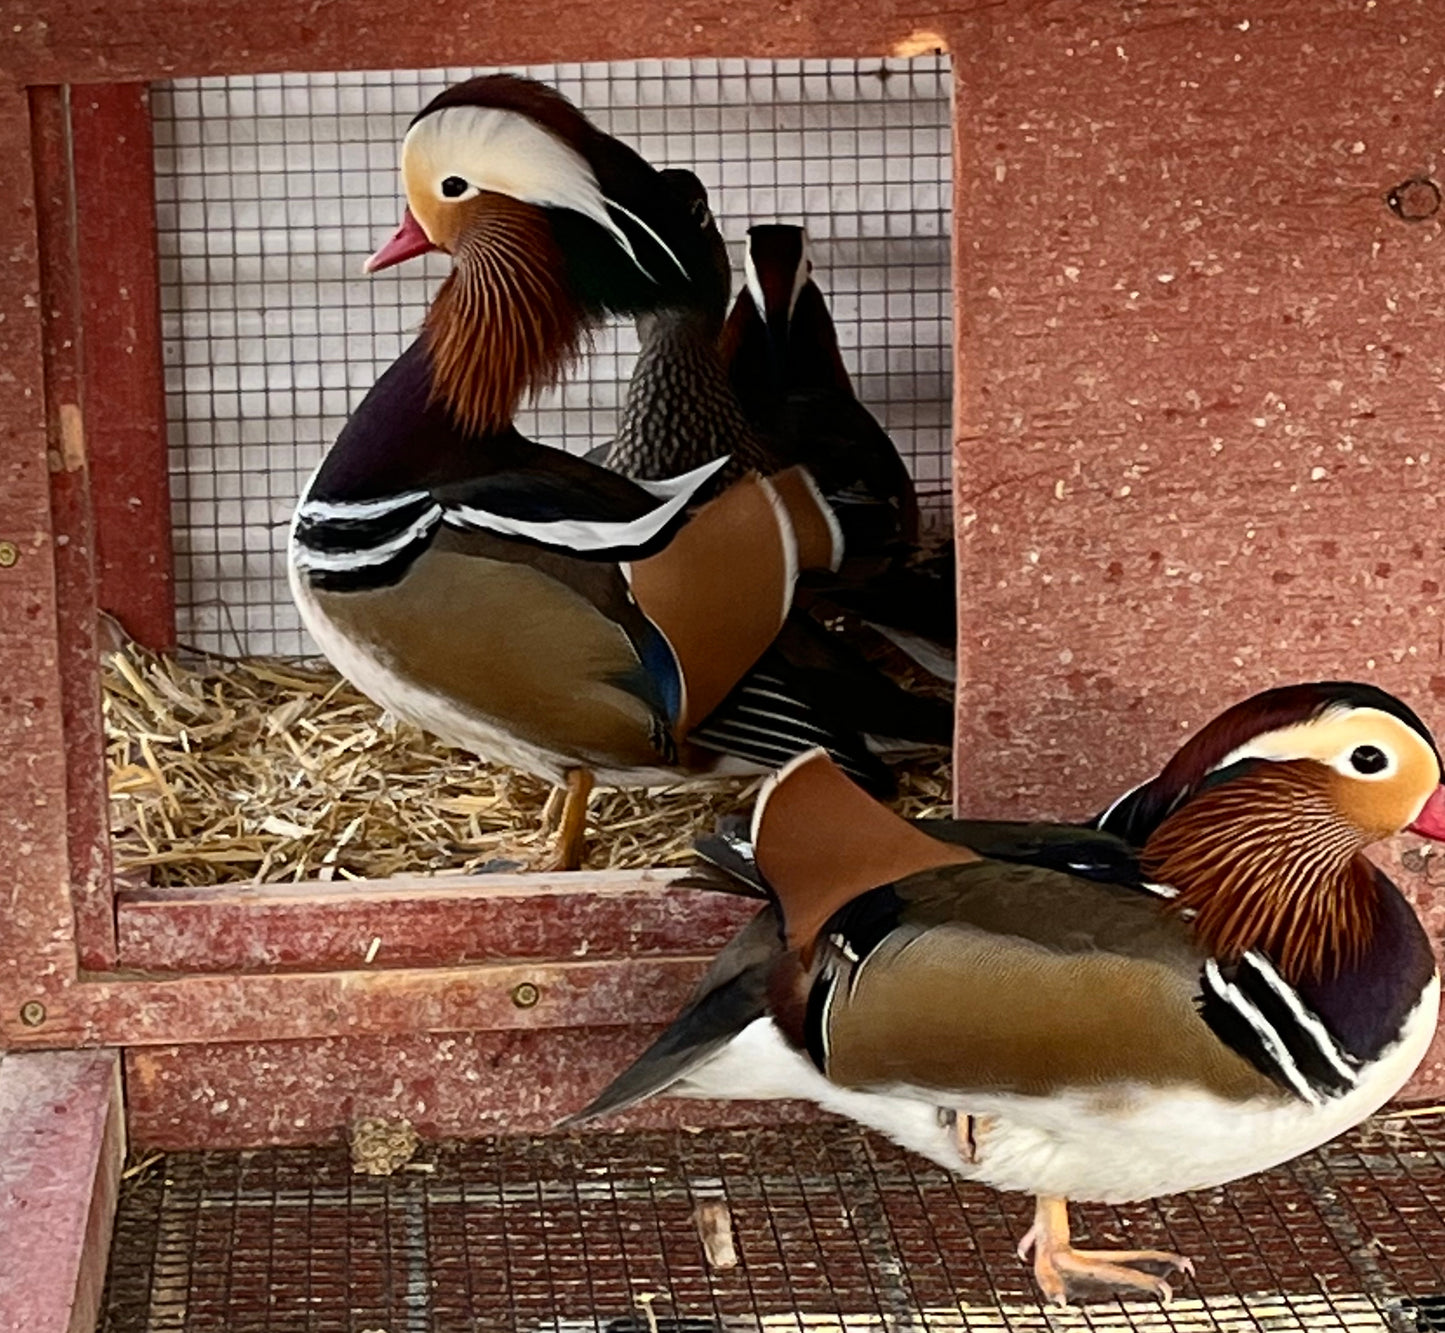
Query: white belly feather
xmin=673 ymin=975 xmax=1439 ymax=1205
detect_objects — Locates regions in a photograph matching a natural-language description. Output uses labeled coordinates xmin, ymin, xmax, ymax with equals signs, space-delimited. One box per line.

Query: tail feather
xmin=559 ymin=907 xmax=781 ymax=1127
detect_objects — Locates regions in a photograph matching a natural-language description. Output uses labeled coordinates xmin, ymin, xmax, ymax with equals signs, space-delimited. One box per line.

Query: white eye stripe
xmin=405 ymin=106 xmax=685 ymax=284
xmin=1210 ymin=706 xmax=1422 ymax=783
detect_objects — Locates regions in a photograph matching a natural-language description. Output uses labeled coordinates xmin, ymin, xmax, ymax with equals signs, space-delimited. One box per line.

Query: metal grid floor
xmin=100 ymin=1118 xmax=1445 ymax=1333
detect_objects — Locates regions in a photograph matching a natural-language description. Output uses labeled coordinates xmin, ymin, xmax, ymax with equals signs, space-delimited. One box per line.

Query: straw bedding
xmin=104 ymin=644 xmax=952 ymax=887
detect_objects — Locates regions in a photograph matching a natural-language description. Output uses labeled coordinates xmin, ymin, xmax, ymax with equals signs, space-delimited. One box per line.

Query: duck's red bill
xmin=364 ymin=208 xmax=438 ymax=273
xmin=1408 ymin=785 xmax=1445 ymax=841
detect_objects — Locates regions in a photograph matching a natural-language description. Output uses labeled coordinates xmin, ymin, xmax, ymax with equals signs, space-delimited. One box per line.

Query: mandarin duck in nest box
xmin=592 ymin=180 xmax=953 ymax=682
xmin=720 ymin=223 xmax=956 ymax=678
xmin=593 ymin=169 xmax=953 ymax=764
xmin=567 ymin=682 xmax=1445 ymax=1303
xmin=289 ymin=76 xmax=934 ymax=869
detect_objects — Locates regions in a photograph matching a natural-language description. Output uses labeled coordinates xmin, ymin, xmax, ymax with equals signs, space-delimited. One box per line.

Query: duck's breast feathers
xmin=295 ymin=356 xmax=731 ymax=588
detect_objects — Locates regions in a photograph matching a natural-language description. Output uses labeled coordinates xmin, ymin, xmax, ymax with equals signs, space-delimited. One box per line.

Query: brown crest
xmin=423 ymin=192 xmax=585 ymax=438
xmin=1141 ymin=760 xmax=1379 ymax=983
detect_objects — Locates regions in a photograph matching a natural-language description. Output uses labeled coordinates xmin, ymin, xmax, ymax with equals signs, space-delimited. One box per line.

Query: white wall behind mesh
xmin=152 ymin=57 xmax=954 ymax=656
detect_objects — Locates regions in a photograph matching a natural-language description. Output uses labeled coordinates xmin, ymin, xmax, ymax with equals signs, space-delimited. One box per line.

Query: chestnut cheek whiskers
xmin=423 ymin=194 xmax=584 ymax=437
xmin=1142 ymin=761 xmax=1380 ymax=984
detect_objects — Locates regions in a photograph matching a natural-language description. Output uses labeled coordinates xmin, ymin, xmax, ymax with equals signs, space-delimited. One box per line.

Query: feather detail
xmin=1141 ymin=760 xmax=1379 ymax=984
xmin=424 ymin=193 xmax=584 ymax=436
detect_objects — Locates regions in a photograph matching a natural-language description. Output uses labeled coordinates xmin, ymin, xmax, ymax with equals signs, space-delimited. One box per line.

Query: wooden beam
xmin=1 ymin=0 xmax=954 ymax=84
xmin=70 ymin=85 xmax=175 ymax=652
xmin=0 ymin=81 xmax=82 ymax=1003
xmin=0 ymin=955 xmax=714 ymax=1049
xmin=0 ymin=1051 xmax=125 ymax=1333
xmin=29 ymin=85 xmax=116 ymax=971
xmin=116 ymin=869 xmax=758 ymax=972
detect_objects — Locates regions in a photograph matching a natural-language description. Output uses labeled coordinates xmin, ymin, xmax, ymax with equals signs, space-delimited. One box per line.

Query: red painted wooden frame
xmin=3 ymin=0 xmax=1445 ymax=1112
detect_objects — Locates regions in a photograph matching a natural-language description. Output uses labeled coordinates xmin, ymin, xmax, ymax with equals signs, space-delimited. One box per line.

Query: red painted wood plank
xmin=950 ymin=1 xmax=1445 ymax=822
xmin=116 ymin=870 xmax=758 ymax=972
xmin=1 ymin=0 xmax=950 ymax=84
xmin=30 ymin=85 xmax=116 ymax=972
xmin=0 ymin=82 xmax=83 ymax=1004
xmin=0 ymin=955 xmax=713 ymax=1049
xmin=71 ymin=85 xmax=175 ymax=652
xmin=0 ymin=1051 xmax=125 ymax=1333
xmin=126 ymin=1031 xmax=819 ymax=1149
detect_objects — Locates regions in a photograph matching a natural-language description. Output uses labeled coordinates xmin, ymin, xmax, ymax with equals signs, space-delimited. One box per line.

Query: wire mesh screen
xmin=100 ymin=1117 xmax=1445 ymax=1332
xmin=150 ymin=57 xmax=954 ymax=657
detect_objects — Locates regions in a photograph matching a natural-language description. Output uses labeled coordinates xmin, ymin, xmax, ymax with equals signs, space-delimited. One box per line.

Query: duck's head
xmin=1102 ymin=682 xmax=1445 ymax=979
xmin=647 ymin=167 xmax=731 ymax=334
xmin=742 ymin=223 xmax=813 ymax=351
xmin=365 ymin=74 xmax=720 ymax=434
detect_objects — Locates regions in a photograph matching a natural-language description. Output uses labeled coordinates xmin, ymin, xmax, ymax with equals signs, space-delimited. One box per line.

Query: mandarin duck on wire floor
xmin=566 ymin=682 xmax=1445 ymax=1302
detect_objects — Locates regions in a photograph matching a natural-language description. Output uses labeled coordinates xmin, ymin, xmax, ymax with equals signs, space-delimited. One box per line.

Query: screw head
xmin=0 ymin=542 xmax=17 ymax=568
xmin=511 ymin=982 xmax=541 ymax=1009
xmin=1387 ymin=177 xmax=1441 ymax=223
xmin=19 ymin=1001 xmax=46 ymax=1027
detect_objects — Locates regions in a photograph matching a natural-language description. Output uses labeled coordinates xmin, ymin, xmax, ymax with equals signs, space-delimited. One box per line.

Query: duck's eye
xmin=440 ymin=176 xmax=470 ymax=199
xmin=1349 ymin=744 xmax=1389 ymax=775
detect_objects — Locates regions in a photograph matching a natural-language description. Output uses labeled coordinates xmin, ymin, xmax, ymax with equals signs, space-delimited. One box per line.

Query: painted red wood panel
xmin=1 ymin=0 xmax=947 ymax=84
xmin=0 ymin=82 xmax=83 ymax=1008
xmin=71 ymin=85 xmax=176 ymax=651
xmin=950 ymin=3 xmax=1445 ymax=820
xmin=126 ymin=1030 xmax=817 ymax=1149
xmin=0 ymin=1051 xmax=124 ymax=1333
xmin=30 ymin=85 xmax=116 ymax=972
xmin=116 ymin=870 xmax=758 ymax=973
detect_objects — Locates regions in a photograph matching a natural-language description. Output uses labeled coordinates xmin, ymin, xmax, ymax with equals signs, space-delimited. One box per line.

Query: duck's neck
xmin=424 ymin=197 xmax=584 ymax=437
xmin=1296 ymin=867 xmax=1435 ymax=1061
xmin=608 ymin=306 xmax=772 ymax=481
xmin=306 ymin=340 xmax=531 ymax=502
xmin=1141 ymin=761 xmax=1379 ymax=984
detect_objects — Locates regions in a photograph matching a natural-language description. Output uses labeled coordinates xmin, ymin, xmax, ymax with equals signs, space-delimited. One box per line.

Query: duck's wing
xmin=754 ymin=752 xmax=1342 ymax=1109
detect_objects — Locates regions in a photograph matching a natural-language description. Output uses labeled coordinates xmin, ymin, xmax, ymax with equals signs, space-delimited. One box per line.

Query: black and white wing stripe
xmin=290 ymin=491 xmax=443 ymax=589
xmin=688 ymin=655 xmax=892 ymax=794
xmin=292 ymin=456 xmax=729 ymax=592
xmin=1200 ymin=951 xmax=1359 ymax=1105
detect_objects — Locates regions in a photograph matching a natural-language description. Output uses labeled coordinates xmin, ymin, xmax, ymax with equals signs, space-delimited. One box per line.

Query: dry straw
xmin=104 ymin=645 xmax=953 ymax=886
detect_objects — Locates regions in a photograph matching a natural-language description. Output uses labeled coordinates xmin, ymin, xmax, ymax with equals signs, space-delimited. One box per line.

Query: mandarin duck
xmin=591 ymin=179 xmax=954 ymax=687
xmin=719 ymin=223 xmax=955 ymax=677
xmin=589 ymin=169 xmax=952 ymax=766
xmin=290 ymin=76 xmax=930 ymax=868
xmin=566 ymin=682 xmax=1445 ymax=1303
xmin=722 ymin=223 xmax=919 ymax=544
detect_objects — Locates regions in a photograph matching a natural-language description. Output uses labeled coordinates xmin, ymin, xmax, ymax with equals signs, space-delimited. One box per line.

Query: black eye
xmin=440 ymin=176 xmax=469 ymax=199
xmin=1349 ymin=745 xmax=1388 ymax=774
